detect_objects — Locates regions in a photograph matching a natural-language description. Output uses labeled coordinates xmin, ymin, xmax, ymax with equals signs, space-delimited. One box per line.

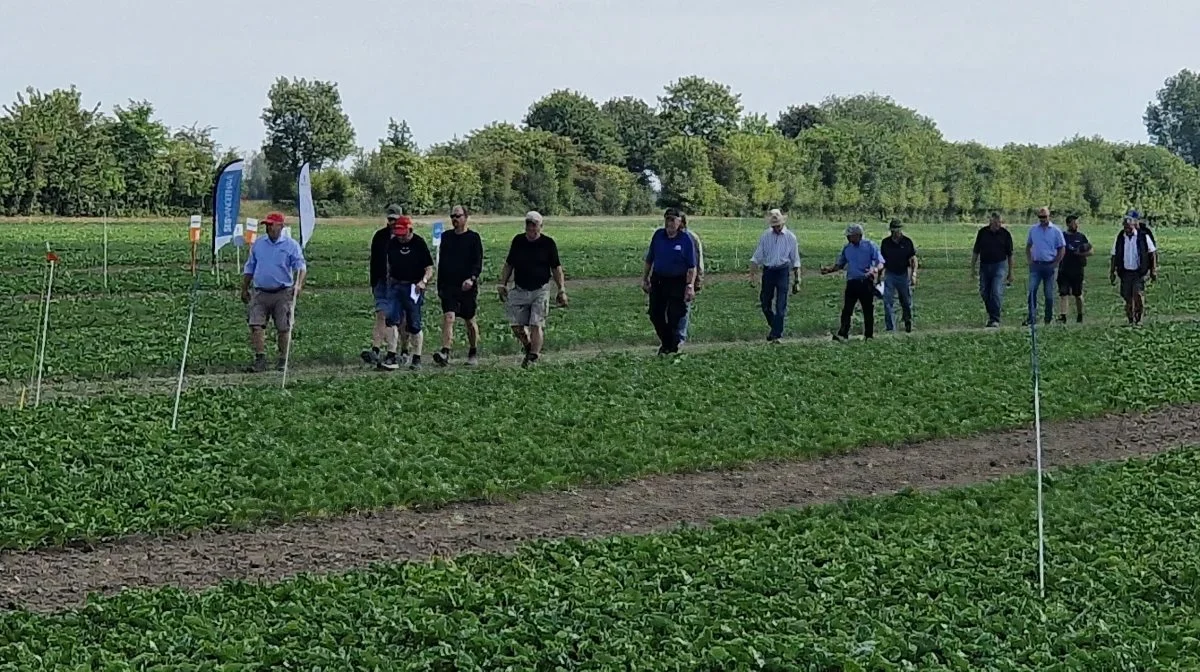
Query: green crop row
xmin=2 ymin=322 xmax=1200 ymax=551
xmin=0 ymin=217 xmax=1098 ymax=295
xmin=3 ymin=262 xmax=1191 ymax=385
xmin=2 ymin=447 xmax=1198 ymax=668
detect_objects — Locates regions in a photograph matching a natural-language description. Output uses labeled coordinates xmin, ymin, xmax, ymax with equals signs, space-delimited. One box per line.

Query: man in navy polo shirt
xmin=642 ymin=207 xmax=697 ymax=354
xmin=1023 ymin=206 xmax=1066 ymax=327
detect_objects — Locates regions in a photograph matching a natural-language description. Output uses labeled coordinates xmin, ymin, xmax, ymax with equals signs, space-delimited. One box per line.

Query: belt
xmin=255 ymin=285 xmax=290 ymax=293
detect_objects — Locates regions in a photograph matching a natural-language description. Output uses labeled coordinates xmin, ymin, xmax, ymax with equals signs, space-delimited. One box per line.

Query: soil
xmin=2 ymin=403 xmax=1198 ymax=614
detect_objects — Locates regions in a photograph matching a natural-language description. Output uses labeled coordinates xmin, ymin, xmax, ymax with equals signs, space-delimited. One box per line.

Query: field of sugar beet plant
xmin=2 ymin=214 xmax=1200 ymax=669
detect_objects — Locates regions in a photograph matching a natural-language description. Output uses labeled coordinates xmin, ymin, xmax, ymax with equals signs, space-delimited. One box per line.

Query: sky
xmin=2 ymin=0 xmax=1198 ymax=157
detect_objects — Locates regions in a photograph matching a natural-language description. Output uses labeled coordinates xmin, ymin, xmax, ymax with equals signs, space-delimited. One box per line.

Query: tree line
xmin=2 ymin=70 xmax=1199 ymax=223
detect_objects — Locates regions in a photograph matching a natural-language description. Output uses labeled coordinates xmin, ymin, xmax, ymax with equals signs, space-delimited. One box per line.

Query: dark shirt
xmin=385 ymin=234 xmax=434 ymax=284
xmin=505 ymin=234 xmax=561 ymax=291
xmin=369 ymin=226 xmax=391 ymax=287
xmin=1061 ymin=230 xmax=1091 ymax=271
xmin=437 ymin=228 xmax=484 ymax=290
xmin=973 ymin=226 xmax=1014 ymax=265
xmin=645 ymin=228 xmax=697 ymax=278
xmin=880 ymin=234 xmax=917 ymax=274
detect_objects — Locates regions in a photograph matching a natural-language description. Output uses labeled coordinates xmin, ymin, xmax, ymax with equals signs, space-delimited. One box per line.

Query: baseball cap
xmin=1125 ymin=209 xmax=1140 ymax=220
xmin=889 ymin=219 xmax=903 ymax=230
xmin=392 ymin=215 xmax=413 ymax=233
xmin=845 ymin=223 xmax=864 ymax=236
xmin=663 ymin=207 xmax=683 ymax=219
xmin=766 ymin=208 xmax=786 ymax=225
xmin=386 ymin=204 xmax=403 ymax=219
xmin=263 ymin=212 xmax=285 ymax=225
xmin=525 ymin=211 xmax=543 ymax=225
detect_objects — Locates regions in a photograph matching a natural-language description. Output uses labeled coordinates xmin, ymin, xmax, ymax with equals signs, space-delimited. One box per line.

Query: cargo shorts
xmin=248 ymin=286 xmax=295 ymax=332
xmin=506 ymin=286 xmax=549 ymax=327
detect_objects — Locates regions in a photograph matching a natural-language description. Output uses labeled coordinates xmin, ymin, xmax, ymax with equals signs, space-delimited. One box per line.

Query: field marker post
xmin=1029 ymin=319 xmax=1047 ymax=598
xmin=34 ymin=244 xmax=59 ymax=408
xmin=172 ymin=234 xmax=202 ymax=431
xmin=102 ymin=212 xmax=109 ymax=293
xmin=280 ymin=272 xmax=299 ymax=390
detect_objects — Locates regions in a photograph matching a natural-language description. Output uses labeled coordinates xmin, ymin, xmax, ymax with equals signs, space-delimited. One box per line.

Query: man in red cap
xmin=380 ymin=214 xmax=434 ymax=370
xmin=241 ymin=211 xmax=307 ymax=371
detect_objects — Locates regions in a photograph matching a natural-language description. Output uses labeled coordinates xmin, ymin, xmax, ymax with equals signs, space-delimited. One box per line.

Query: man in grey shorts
xmin=241 ymin=211 xmax=307 ymax=372
xmin=497 ymin=211 xmax=568 ymax=367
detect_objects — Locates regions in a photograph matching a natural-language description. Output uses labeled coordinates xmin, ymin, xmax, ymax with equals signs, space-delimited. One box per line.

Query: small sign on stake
xmin=431 ymin=220 xmax=444 ymax=247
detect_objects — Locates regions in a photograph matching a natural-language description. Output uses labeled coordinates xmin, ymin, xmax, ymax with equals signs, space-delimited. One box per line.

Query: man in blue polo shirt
xmin=1024 ymin=206 xmax=1066 ymax=327
xmin=241 ymin=211 xmax=307 ymax=372
xmin=821 ymin=223 xmax=885 ymax=341
xmin=642 ymin=207 xmax=697 ymax=354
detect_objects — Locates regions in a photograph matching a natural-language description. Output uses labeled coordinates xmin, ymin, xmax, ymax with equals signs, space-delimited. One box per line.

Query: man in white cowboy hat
xmin=821 ymin=222 xmax=885 ymax=341
xmin=748 ymin=208 xmax=801 ymax=342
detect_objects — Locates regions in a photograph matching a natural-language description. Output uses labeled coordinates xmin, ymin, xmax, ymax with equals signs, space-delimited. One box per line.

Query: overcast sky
xmin=2 ymin=0 xmax=1197 ymax=156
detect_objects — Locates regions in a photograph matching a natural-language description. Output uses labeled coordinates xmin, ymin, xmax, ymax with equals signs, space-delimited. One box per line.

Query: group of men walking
xmin=234 ymin=203 xmax=1161 ymax=371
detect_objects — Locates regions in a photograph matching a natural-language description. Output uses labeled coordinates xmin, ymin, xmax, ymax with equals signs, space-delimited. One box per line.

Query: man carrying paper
xmin=241 ymin=212 xmax=307 ymax=372
xmin=381 ymin=215 xmax=434 ymax=370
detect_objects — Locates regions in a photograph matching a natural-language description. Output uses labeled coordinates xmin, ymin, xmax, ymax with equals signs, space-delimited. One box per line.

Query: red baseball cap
xmin=263 ymin=212 xmax=286 ymax=225
xmin=392 ymin=215 xmax=413 ymax=233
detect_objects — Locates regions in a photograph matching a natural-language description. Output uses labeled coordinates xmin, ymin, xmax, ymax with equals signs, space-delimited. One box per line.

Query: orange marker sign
xmin=189 ymin=215 xmax=202 ymax=243
xmin=244 ymin=218 xmax=258 ymax=245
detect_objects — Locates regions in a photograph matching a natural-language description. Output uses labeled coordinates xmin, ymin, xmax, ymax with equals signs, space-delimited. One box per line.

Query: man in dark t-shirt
xmin=1056 ymin=214 xmax=1092 ymax=323
xmin=381 ymin=216 xmax=434 ymax=370
xmin=497 ymin=211 xmax=568 ymax=367
xmin=433 ymin=205 xmax=485 ymax=367
xmin=971 ymin=212 xmax=1015 ymax=327
xmin=879 ymin=219 xmax=918 ymax=333
xmin=361 ymin=204 xmax=407 ymax=366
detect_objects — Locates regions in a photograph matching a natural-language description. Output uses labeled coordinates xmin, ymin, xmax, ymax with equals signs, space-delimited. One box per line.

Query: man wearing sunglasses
xmin=362 ymin=204 xmax=408 ymax=366
xmin=1023 ymin=206 xmax=1066 ymax=327
xmin=433 ymin=205 xmax=484 ymax=367
xmin=497 ymin=211 xmax=568 ymax=367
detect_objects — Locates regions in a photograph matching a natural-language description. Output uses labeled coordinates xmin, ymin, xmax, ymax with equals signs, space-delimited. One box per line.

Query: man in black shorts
xmin=433 ymin=204 xmax=485 ymax=367
xmin=1056 ymin=214 xmax=1092 ymax=323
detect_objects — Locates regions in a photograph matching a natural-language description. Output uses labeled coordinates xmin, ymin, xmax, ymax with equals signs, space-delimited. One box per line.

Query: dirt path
xmin=2 ymin=403 xmax=1197 ymax=613
xmin=6 ymin=314 xmax=1181 ymax=405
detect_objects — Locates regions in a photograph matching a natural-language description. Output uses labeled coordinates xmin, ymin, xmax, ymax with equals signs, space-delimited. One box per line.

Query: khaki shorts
xmin=248 ymin=286 xmax=295 ymax=332
xmin=506 ymin=286 xmax=549 ymax=327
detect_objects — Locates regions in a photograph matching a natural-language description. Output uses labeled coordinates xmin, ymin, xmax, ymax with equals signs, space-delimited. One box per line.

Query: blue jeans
xmin=1027 ymin=262 xmax=1057 ymax=324
xmin=678 ymin=300 xmax=692 ymax=343
xmin=759 ymin=266 xmax=790 ymax=339
xmin=386 ymin=281 xmax=425 ymax=334
xmin=883 ymin=272 xmax=913 ymax=331
xmin=979 ymin=261 xmax=1007 ymax=323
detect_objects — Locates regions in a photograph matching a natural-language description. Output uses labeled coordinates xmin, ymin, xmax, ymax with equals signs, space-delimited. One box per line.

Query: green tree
xmin=385 ymin=117 xmax=417 ymax=152
xmin=1145 ymin=69 xmax=1200 ymax=167
xmin=820 ymin=93 xmax=941 ymax=138
xmin=654 ymin=135 xmax=723 ymax=212
xmin=658 ymin=76 xmax=743 ymax=145
xmin=775 ymin=104 xmax=826 ymax=138
xmin=104 ymin=100 xmax=170 ymax=213
xmin=524 ymin=89 xmax=623 ymax=165
xmin=260 ymin=77 xmax=356 ymax=201
xmin=600 ymin=96 xmax=664 ymax=175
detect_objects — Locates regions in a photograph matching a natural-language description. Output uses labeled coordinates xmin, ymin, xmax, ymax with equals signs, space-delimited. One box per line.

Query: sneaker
xmin=275 ymin=358 xmax=286 ymax=371
xmin=360 ymin=349 xmax=380 ymax=366
xmin=1057 ymin=314 xmax=1067 ymax=324
xmin=378 ymin=353 xmax=399 ymax=371
xmin=904 ymin=321 xmax=912 ymax=333
xmin=522 ymin=352 xmax=539 ymax=368
xmin=249 ymin=355 xmax=268 ymax=373
xmin=432 ymin=349 xmax=449 ymax=367
xmin=832 ymin=333 xmax=847 ymax=342
xmin=1076 ymin=314 xmax=1083 ymax=324
xmin=465 ymin=354 xmax=479 ymax=367
xmin=399 ymin=351 xmax=411 ymax=367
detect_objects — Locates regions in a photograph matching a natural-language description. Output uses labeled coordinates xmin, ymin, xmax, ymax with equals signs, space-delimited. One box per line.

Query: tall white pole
xmin=170 ymin=300 xmax=196 ymax=431
xmin=1030 ymin=321 xmax=1046 ymax=598
xmin=102 ymin=213 xmax=109 ymax=292
xmin=280 ymin=273 xmax=298 ymax=389
xmin=34 ymin=245 xmax=56 ymax=407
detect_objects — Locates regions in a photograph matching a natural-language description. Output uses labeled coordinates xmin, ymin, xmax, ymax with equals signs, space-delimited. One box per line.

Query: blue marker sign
xmin=431 ymin=220 xmax=444 ymax=247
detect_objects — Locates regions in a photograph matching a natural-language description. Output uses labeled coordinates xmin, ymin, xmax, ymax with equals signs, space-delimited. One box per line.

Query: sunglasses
xmin=450 ymin=214 xmax=464 ymax=220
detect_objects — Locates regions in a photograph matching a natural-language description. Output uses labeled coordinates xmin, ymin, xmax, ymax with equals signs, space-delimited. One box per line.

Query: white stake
xmin=280 ymin=278 xmax=299 ymax=389
xmin=1029 ymin=321 xmax=1047 ymax=598
xmin=102 ymin=213 xmax=109 ymax=292
xmin=34 ymin=244 xmax=57 ymax=407
xmin=25 ymin=262 xmax=49 ymax=408
xmin=171 ymin=283 xmax=199 ymax=431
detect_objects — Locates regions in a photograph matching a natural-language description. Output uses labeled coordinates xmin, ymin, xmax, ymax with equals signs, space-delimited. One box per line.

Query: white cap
xmin=525 ymin=211 xmax=543 ymax=225
xmin=845 ymin=223 xmax=864 ymax=236
xmin=766 ymin=208 xmax=786 ymax=226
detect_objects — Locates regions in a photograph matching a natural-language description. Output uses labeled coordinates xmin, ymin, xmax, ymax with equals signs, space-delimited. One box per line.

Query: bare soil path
xmin=2 ymin=403 xmax=1197 ymax=613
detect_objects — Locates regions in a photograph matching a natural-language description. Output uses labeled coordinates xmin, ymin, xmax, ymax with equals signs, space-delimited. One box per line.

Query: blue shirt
xmin=1026 ymin=223 xmax=1066 ymax=263
xmin=836 ymin=240 xmax=885 ymax=280
xmin=243 ymin=235 xmax=306 ymax=289
xmin=645 ymin=228 xmax=697 ymax=278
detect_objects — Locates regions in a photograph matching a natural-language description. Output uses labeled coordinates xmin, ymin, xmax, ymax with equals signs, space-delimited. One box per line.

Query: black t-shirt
xmin=505 ymin=234 xmax=561 ymax=291
xmin=1061 ymin=230 xmax=1091 ymax=271
xmin=369 ymin=226 xmax=391 ymax=287
xmin=385 ymin=234 xmax=434 ymax=283
xmin=973 ymin=226 xmax=1014 ymax=265
xmin=437 ymin=229 xmax=484 ymax=291
xmin=880 ymin=235 xmax=917 ymax=274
